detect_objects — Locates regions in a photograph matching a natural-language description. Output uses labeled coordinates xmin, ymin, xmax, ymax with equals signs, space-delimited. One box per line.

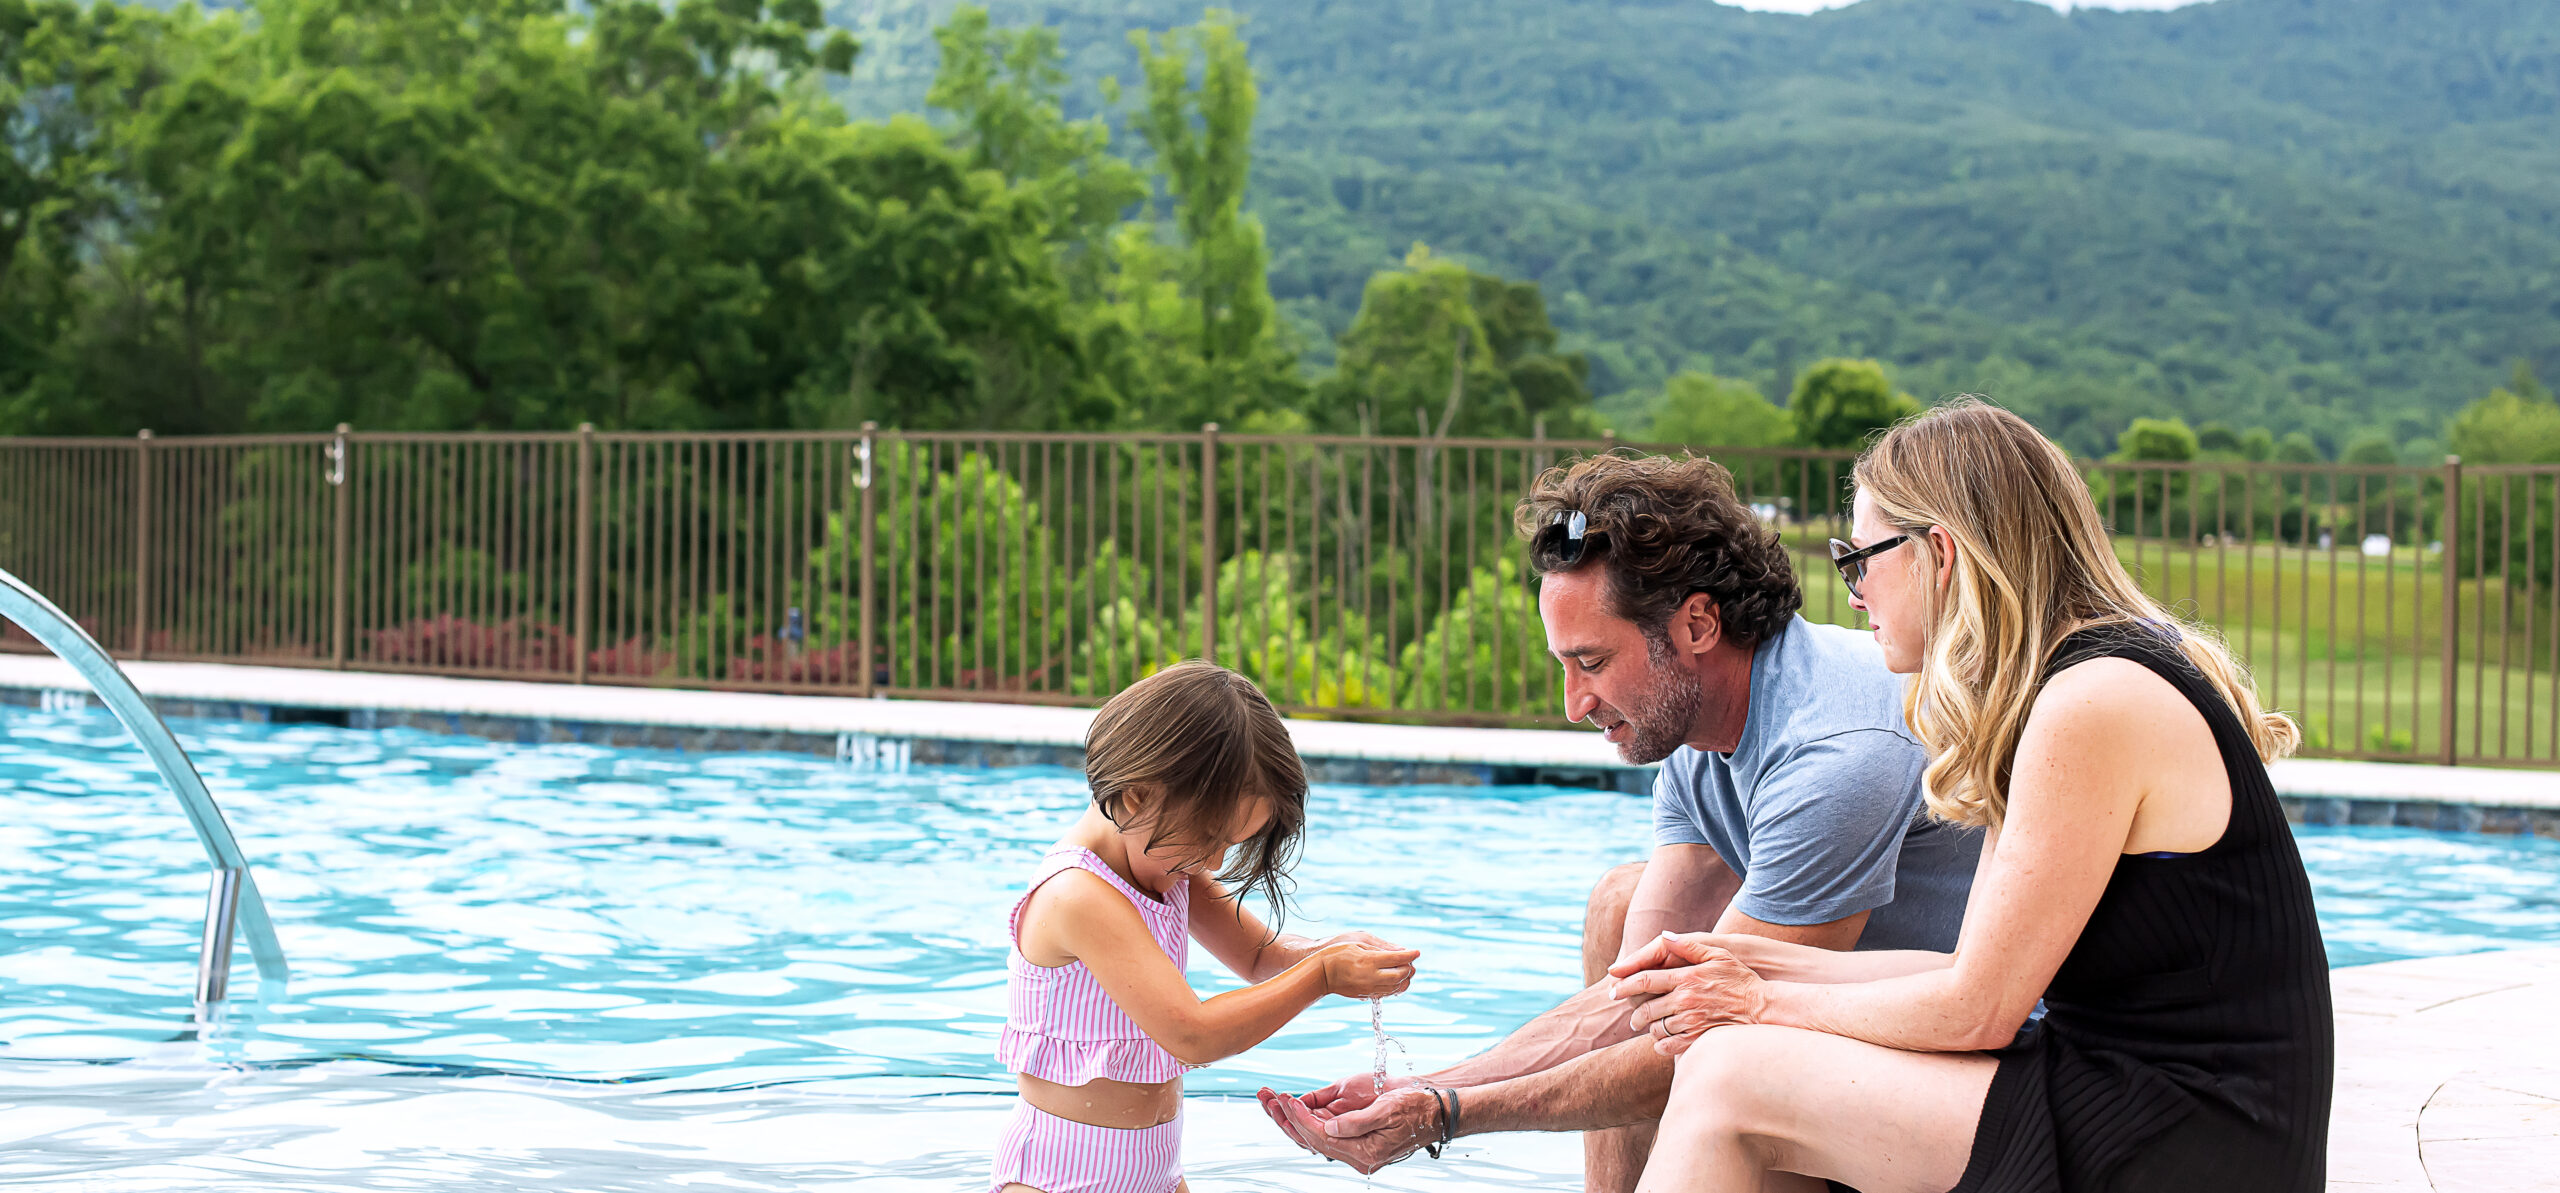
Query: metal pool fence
xmin=0 ymin=427 xmax=2551 ymax=764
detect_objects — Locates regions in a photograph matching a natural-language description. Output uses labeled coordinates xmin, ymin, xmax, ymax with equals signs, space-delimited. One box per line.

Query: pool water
xmin=3 ymin=708 xmax=2557 ymax=1189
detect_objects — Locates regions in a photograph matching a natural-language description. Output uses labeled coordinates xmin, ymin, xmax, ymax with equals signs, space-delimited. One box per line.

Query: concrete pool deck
xmin=2328 ymin=947 xmax=2560 ymax=1190
xmin=4 ymin=654 xmax=2560 ymax=828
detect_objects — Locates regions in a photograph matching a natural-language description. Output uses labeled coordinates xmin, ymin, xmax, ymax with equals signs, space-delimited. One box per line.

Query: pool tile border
xmin=0 ymin=686 xmax=1655 ymax=795
xmin=1 ymin=658 xmax=2548 ymax=825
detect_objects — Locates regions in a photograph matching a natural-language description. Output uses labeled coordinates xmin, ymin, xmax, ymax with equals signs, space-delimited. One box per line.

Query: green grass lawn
xmin=1782 ymin=534 xmax=2560 ymax=766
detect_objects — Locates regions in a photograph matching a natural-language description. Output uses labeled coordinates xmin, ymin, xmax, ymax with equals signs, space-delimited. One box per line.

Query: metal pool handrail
xmin=0 ymin=566 xmax=286 ymax=1007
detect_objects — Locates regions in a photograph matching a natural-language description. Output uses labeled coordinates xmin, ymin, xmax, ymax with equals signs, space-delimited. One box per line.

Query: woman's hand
xmin=1319 ymin=941 xmax=1421 ymax=999
xmin=1606 ymin=932 xmax=1771 ymax=1055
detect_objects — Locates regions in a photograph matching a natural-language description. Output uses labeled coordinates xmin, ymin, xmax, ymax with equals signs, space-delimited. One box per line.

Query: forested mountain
xmin=835 ymin=0 xmax=2560 ymax=454
xmin=8 ymin=0 xmax=2553 ymax=455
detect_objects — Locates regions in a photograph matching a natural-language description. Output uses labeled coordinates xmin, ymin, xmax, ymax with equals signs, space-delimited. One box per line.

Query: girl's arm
xmin=1188 ymin=876 xmax=1412 ymax=983
xmin=1026 ymin=870 xmax=1418 ymax=1067
xmin=1611 ymin=659 xmax=2174 ymax=1054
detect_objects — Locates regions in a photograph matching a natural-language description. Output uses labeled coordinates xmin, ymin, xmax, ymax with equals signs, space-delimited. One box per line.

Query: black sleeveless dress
xmin=1951 ymin=623 xmax=2334 ymax=1193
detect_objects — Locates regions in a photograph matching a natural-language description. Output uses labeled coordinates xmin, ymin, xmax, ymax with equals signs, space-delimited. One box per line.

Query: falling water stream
xmin=1370 ymin=997 xmax=1389 ymax=1093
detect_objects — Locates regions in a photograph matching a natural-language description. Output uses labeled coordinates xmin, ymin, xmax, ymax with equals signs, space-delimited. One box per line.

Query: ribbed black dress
xmin=1951 ymin=623 xmax=2334 ymax=1193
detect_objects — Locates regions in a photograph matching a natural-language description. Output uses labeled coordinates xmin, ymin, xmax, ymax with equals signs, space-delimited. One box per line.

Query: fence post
xmin=329 ymin=424 xmax=351 ymax=668
xmin=858 ymin=422 xmax=877 ymax=698
xmin=573 ymin=423 xmax=595 ymax=685
xmin=2441 ymin=453 xmax=2461 ymax=766
xmin=1201 ymin=422 xmax=1219 ymax=666
xmin=133 ymin=429 xmax=152 ymax=659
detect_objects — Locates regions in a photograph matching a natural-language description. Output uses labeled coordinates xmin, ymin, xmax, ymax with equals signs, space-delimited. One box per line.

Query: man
xmin=1258 ymin=452 xmax=1980 ymax=1187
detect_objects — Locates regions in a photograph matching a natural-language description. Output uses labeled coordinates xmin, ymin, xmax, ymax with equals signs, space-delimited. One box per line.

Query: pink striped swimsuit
xmin=991 ymin=848 xmax=1194 ymax=1193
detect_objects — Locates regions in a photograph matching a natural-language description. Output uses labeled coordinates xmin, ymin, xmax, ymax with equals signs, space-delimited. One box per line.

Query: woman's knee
xmin=1666 ymin=1025 xmax=1799 ymax=1131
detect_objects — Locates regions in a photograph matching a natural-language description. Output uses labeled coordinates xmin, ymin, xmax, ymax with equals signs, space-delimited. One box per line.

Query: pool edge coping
xmin=4 ymin=655 xmax=2557 ymax=828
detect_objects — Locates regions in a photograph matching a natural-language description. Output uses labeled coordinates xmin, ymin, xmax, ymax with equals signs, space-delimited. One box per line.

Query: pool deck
xmin=4 ymin=655 xmax=2559 ymax=827
xmin=2328 ymin=947 xmax=2560 ymax=1190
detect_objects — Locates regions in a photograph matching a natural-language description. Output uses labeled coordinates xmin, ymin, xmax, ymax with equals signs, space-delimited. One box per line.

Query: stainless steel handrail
xmin=0 ymin=566 xmax=287 ymax=1008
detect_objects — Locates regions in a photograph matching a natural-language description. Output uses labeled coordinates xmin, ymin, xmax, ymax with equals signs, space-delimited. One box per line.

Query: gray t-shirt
xmin=1654 ymin=616 xmax=1979 ymax=953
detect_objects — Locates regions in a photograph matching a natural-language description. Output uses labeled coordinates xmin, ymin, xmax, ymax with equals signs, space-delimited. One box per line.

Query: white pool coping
xmin=4 ymin=654 xmax=2559 ymax=808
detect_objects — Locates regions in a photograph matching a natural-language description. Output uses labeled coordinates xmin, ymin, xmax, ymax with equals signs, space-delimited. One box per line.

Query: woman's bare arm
xmin=1612 ymin=660 xmax=2194 ymax=1054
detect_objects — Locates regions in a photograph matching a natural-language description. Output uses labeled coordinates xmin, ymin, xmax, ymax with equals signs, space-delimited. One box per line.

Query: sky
xmin=1728 ymin=0 xmax=2210 ymax=11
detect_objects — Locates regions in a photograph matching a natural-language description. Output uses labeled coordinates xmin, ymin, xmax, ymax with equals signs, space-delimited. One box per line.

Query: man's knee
xmin=1587 ymin=862 xmax=1645 ymax=935
xmin=1584 ymin=862 xmax=1647 ymax=981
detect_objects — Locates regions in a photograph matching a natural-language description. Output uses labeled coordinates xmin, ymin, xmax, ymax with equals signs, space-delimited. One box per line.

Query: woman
xmin=1607 ymin=400 xmax=2332 ymax=1192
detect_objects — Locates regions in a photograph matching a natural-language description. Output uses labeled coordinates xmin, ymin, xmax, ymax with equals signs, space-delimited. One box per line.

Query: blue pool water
xmin=0 ymin=705 xmax=2556 ymax=1190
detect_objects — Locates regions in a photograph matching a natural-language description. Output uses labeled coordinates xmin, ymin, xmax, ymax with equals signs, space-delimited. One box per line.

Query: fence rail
xmin=4 ymin=427 xmax=2554 ymax=765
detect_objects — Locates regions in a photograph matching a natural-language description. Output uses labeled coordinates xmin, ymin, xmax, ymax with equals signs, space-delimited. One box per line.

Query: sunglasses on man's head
xmin=1536 ymin=510 xmax=1592 ymax=567
xmin=1827 ymin=535 xmax=1910 ymax=600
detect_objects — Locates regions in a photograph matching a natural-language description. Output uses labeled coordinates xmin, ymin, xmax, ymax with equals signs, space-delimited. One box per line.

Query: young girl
xmin=994 ymin=660 xmax=1419 ymax=1193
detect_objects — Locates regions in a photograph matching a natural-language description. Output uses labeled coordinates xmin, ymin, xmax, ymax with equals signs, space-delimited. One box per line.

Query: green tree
xmin=1 ymin=0 xmax=178 ymax=431
xmin=1312 ymin=245 xmax=1597 ymax=439
xmin=2114 ymin=417 xmax=2200 ymax=462
xmin=2446 ymin=364 xmax=2560 ymax=586
xmin=2448 ymin=362 xmax=2560 ymax=466
xmin=926 ymin=5 xmax=1144 ymax=293
xmin=32 ymin=0 xmax=1143 ymax=435
xmin=1397 ymin=557 xmax=1551 ymax=717
xmin=2103 ymin=417 xmax=2200 ymax=538
xmin=1118 ymin=9 xmax=1298 ymax=427
xmin=1637 ymin=371 xmax=1794 ymax=449
xmin=2340 ymin=431 xmax=2396 ymax=467
xmin=1788 ymin=358 xmax=1922 ymax=450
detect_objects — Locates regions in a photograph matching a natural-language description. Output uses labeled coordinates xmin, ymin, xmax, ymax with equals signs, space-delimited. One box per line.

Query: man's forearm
xmin=1451 ymin=1035 xmax=1675 ymax=1136
xmin=1423 ymin=977 xmax=1643 ymax=1088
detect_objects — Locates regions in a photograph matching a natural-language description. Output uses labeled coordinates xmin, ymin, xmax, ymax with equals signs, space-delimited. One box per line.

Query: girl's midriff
xmin=1017 ymin=1070 xmax=1182 ymax=1129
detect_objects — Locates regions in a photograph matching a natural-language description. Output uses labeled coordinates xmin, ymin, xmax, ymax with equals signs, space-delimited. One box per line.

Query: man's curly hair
xmin=1514 ymin=452 xmax=1803 ymax=650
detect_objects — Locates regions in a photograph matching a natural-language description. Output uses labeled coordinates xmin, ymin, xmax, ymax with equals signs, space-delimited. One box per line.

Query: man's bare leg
xmin=1582 ymin=863 xmax=1656 ymax=1193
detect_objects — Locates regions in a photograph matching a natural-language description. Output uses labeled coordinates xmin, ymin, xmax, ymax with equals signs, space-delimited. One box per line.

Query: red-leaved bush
xmin=364 ymin=616 xmax=576 ymax=672
xmin=585 ymin=636 xmax=673 ymax=678
xmin=363 ymin=618 xmax=680 ymax=678
xmin=2 ymin=614 xmax=107 ymax=650
xmin=726 ymin=635 xmax=868 ymax=686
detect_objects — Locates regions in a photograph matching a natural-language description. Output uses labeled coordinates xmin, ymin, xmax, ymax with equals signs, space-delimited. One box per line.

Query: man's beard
xmin=1603 ymin=641 xmax=1704 ymax=765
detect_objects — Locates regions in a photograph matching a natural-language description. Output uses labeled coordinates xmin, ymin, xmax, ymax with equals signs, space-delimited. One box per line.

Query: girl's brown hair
xmin=1084 ymin=660 xmax=1309 ymax=924
xmin=1856 ymin=399 xmax=2297 ymax=829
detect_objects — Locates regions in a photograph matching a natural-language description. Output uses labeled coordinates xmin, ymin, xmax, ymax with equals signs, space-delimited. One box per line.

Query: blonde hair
xmin=1855 ymin=400 xmax=2297 ymax=829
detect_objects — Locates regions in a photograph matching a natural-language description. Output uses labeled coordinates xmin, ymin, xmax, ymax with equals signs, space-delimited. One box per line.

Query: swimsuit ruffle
xmin=998 ymin=1030 xmax=1191 ymax=1086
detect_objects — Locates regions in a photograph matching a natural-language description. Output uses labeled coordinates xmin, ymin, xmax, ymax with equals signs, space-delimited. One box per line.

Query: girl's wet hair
xmin=1083 ymin=660 xmax=1309 ymax=929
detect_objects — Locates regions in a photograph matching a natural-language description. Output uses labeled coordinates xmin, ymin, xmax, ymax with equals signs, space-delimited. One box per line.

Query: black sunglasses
xmin=1536 ymin=510 xmax=1592 ymax=566
xmin=1827 ymin=535 xmax=1910 ymax=599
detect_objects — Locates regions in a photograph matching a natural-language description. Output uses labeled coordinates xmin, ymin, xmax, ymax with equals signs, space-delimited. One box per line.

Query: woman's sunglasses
xmin=1827 ymin=535 xmax=1909 ymax=600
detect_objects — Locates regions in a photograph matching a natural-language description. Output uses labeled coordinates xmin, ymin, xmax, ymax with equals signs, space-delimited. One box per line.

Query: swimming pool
xmin=3 ymin=707 xmax=2556 ymax=1189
